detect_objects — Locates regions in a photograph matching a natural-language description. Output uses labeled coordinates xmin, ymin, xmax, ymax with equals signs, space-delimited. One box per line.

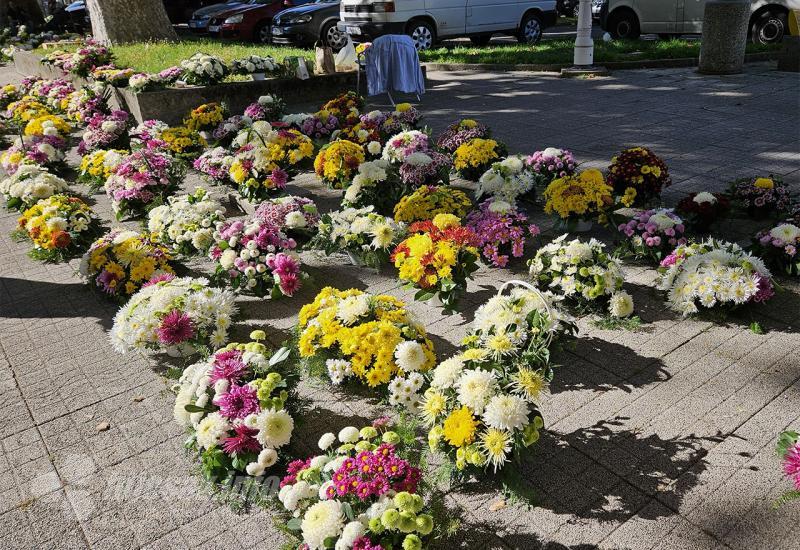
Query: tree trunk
xmin=86 ymin=0 xmax=177 ymax=44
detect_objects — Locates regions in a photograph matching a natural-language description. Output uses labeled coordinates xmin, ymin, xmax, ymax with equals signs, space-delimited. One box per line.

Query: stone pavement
xmin=1 ymin=62 xmax=800 ymax=550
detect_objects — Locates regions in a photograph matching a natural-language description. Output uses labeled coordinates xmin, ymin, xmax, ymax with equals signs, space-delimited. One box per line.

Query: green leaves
xmin=776 ymin=431 xmax=799 ymax=458
xmin=269 ymin=346 xmax=291 ymax=366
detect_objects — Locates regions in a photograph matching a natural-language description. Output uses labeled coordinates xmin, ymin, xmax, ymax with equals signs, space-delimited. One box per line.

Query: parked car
xmin=208 ymin=0 xmax=311 ymax=42
xmin=188 ymin=0 xmax=251 ymax=33
xmin=600 ymin=0 xmax=798 ymax=43
xmin=338 ymin=0 xmax=558 ymax=49
xmin=272 ymin=0 xmax=346 ymax=48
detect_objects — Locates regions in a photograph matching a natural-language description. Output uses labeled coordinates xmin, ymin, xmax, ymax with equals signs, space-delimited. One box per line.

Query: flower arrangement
xmin=606 ymin=146 xmax=671 ymax=207
xmin=391 ymin=214 xmax=480 ymax=309
xmin=110 ymin=275 xmax=237 ymax=356
xmin=657 ymin=239 xmax=774 ymax=316
xmin=173 ymin=336 xmax=299 ymax=482
xmin=299 ymin=110 xmax=339 ymax=141
xmin=24 ymin=114 xmax=71 ymax=139
xmin=529 ymin=234 xmax=632 ymax=317
xmin=526 ymin=147 xmax=577 ymax=187
xmin=393 ymin=186 xmax=472 ymax=224
xmin=79 ymin=230 xmax=175 ymax=300
xmin=62 ymin=41 xmax=113 ymax=77
xmin=147 ymin=188 xmax=225 ymax=256
xmin=341 ymin=159 xmax=405 ymax=216
xmin=314 ymin=139 xmax=366 ymax=189
xmin=319 ymin=91 xmax=364 ymax=123
xmin=422 ymin=284 xmax=573 ymax=473
xmin=543 ymin=168 xmax=613 ymax=228
xmin=728 ymin=176 xmax=793 ymax=219
xmin=183 ymin=102 xmax=225 ymax=133
xmin=77 ymin=148 xmax=127 ymax=192
xmin=381 ymin=130 xmax=431 ymax=164
xmin=776 ymin=431 xmax=800 ymax=505
xmin=231 ymin=119 xmax=273 ymax=148
xmin=0 ymin=134 xmax=67 ymax=175
xmin=211 ymin=115 xmax=246 ymax=146
xmin=311 ymin=206 xmax=406 ymax=268
xmin=381 ymin=102 xmax=424 ymax=135
xmin=6 ymin=98 xmax=52 ymax=125
xmin=0 ymin=84 xmax=20 ymax=111
xmin=104 ymin=149 xmax=185 ymax=219
xmin=453 ymin=138 xmax=506 ymax=181
xmin=231 ymin=55 xmax=279 ymax=75
xmin=436 ymin=119 xmax=491 ymax=153
xmin=615 ymin=208 xmax=687 ymax=263
xmin=129 ymin=119 xmax=170 ymax=149
xmin=193 ymin=146 xmax=234 ymax=184
xmin=77 ymin=110 xmax=130 ymax=154
xmin=244 ymin=94 xmax=286 ymax=122
xmin=179 ymin=53 xmax=228 ymax=86
xmin=398 ymin=151 xmax=452 ymax=188
xmin=91 ymin=66 xmax=135 ymax=87
xmin=229 ymin=127 xmax=314 ymax=202
xmin=475 ymin=155 xmax=535 ymax=205
xmin=65 ymin=84 xmax=108 ymax=123
xmin=13 ymin=194 xmax=100 ymax=262
xmin=466 ymin=200 xmax=539 ymax=267
xmin=253 ymin=195 xmax=320 ymax=246
xmin=750 ymin=223 xmax=800 ymax=277
xmin=27 ymin=78 xmax=74 ymax=111
xmin=210 ymin=217 xmax=304 ymax=298
xmin=0 ymin=164 xmax=70 ymax=211
xmin=674 ymin=191 xmax=730 ymax=232
xmin=297 ymin=287 xmax=436 ymax=390
xmin=278 ymin=422 xmax=434 ymax=550
xmin=159 ymin=126 xmax=208 ymax=159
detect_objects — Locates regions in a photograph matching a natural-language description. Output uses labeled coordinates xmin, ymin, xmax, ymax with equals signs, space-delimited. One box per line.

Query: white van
xmin=337 ymin=0 xmax=558 ymax=50
xmin=599 ymin=0 xmax=799 ymax=44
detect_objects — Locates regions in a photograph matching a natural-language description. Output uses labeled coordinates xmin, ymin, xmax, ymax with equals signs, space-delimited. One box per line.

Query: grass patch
xmin=36 ymin=38 xmax=313 ymax=74
xmin=419 ymin=38 xmax=780 ymax=65
xmin=592 ymin=315 xmax=647 ymax=332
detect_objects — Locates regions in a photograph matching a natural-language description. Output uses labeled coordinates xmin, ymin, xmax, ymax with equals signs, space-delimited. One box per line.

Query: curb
xmin=422 ymin=51 xmax=781 ymax=73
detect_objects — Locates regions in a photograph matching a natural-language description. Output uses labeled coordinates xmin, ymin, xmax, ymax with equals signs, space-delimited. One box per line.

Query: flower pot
xmin=425 ymin=293 xmax=444 ymax=308
xmin=346 ymin=251 xmax=364 ymax=267
xmin=251 ymin=72 xmax=266 ymax=81
xmin=574 ymin=219 xmax=593 ymax=233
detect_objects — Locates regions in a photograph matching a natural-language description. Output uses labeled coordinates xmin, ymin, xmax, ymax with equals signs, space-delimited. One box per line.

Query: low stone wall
xmin=13 ymin=49 xmax=362 ymax=124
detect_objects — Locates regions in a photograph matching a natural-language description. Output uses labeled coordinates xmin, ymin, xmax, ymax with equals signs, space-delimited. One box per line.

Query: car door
xmin=466 ymin=0 xmax=518 ymax=33
xmin=678 ymin=0 xmax=706 ymax=33
xmin=634 ymin=0 xmax=679 ymax=34
xmin=425 ymin=0 xmax=466 ymax=37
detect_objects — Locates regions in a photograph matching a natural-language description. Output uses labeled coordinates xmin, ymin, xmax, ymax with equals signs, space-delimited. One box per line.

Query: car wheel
xmin=322 ymin=20 xmax=347 ymax=50
xmin=607 ymin=9 xmax=640 ymax=40
xmin=254 ymin=21 xmax=271 ymax=44
xmin=469 ymin=35 xmax=492 ymax=46
xmin=517 ymin=12 xmax=543 ymax=44
xmin=406 ymin=19 xmax=435 ymax=50
xmin=751 ymin=10 xmax=787 ymax=44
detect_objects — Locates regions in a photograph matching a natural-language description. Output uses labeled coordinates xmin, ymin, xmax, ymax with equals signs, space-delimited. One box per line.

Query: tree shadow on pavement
xmin=551 ymin=338 xmax=670 ymax=394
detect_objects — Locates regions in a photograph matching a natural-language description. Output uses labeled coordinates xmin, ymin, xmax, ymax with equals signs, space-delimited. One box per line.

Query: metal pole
xmin=573 ymin=0 xmax=594 ymax=66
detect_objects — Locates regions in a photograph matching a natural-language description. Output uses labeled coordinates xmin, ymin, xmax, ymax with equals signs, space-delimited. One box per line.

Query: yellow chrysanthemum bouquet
xmin=80 ymin=230 xmax=175 ymax=302
xmin=296 ymin=287 xmax=436 ymax=394
xmin=160 ymin=126 xmax=208 ymax=160
xmin=606 ymin=146 xmax=671 ymax=208
xmin=24 ymin=114 xmax=71 ymax=139
xmin=77 ymin=149 xmax=128 ymax=192
xmin=14 ymin=194 xmax=101 ymax=262
xmin=313 ymin=139 xmax=366 ymax=189
xmin=183 ymin=102 xmax=225 ymax=133
xmin=393 ymin=185 xmax=472 ymax=223
xmin=453 ymin=137 xmax=506 ymax=181
xmin=391 ymin=214 xmax=480 ymax=310
xmin=543 ymin=168 xmax=613 ymax=230
xmin=422 ymin=282 xmax=575 ymax=476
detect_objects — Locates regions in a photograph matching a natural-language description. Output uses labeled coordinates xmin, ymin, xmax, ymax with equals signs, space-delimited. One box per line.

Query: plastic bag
xmin=315 ymin=41 xmax=336 ymax=75
xmin=335 ymin=36 xmax=358 ymax=72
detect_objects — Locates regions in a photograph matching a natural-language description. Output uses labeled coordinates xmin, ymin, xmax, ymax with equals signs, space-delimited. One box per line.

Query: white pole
xmin=573 ymin=0 xmax=594 ymax=66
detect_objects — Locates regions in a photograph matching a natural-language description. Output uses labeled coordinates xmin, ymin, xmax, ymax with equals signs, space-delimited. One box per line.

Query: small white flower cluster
xmin=232 ymin=120 xmax=274 ymax=148
xmin=110 ymin=276 xmax=237 ymax=355
xmin=325 ymin=358 xmax=353 ymax=384
xmin=231 ymin=55 xmax=279 ymax=75
xmin=0 ymin=164 xmax=69 ymax=207
xmin=658 ymin=239 xmax=773 ymax=316
xmin=381 ymin=130 xmax=429 ymax=164
xmin=473 ymin=287 xmax=569 ymax=345
xmin=179 ymin=53 xmax=228 ymax=85
xmin=693 ymin=191 xmax=717 ymax=205
xmin=476 ymin=155 xmax=535 ymax=205
xmin=315 ymin=205 xmax=405 ymax=255
xmin=343 ymin=159 xmax=390 ymax=205
xmin=388 ymin=371 xmax=425 ymax=410
xmin=147 ymin=188 xmax=225 ymax=255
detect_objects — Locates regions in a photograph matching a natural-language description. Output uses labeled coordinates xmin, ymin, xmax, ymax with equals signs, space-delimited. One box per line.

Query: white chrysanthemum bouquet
xmin=147 ymin=187 xmax=225 ymax=256
xmin=173 ymin=334 xmax=299 ymax=482
xmin=230 ymin=54 xmax=279 ymax=75
xmin=110 ymin=275 xmax=237 ymax=357
xmin=421 ymin=282 xmax=575 ymax=474
xmin=278 ymin=422 xmax=436 ymax=550
xmin=475 ymin=155 xmax=535 ymax=205
xmin=529 ymin=234 xmax=634 ymax=318
xmin=311 ymin=205 xmax=406 ymax=268
xmin=658 ymin=239 xmax=775 ymax=316
xmin=0 ymin=164 xmax=69 ymax=211
xmin=179 ymin=53 xmax=228 ymax=86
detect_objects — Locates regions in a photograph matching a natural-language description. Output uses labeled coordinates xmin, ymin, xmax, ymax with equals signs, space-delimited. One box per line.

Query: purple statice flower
xmin=214 ymin=384 xmax=260 ymax=420
xmin=299 ymin=112 xmax=339 ymax=140
xmin=222 ymin=425 xmax=262 ymax=455
xmin=398 ymin=151 xmax=452 ymax=186
xmin=526 ymin=147 xmax=577 ymax=183
xmin=466 ymin=200 xmax=539 ymax=267
xmin=157 ymin=310 xmax=194 ymax=345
